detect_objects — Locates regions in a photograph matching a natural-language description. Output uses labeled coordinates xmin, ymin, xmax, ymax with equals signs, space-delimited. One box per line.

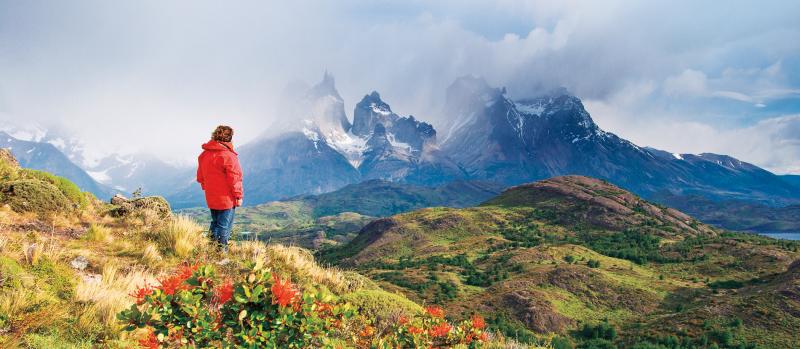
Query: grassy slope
xmin=0 ymin=153 xmax=444 ymax=349
xmin=323 ymin=176 xmax=800 ymax=348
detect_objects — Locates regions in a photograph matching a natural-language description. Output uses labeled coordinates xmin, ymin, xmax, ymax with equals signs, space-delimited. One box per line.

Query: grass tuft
xmin=75 ymin=264 xmax=155 ymax=334
xmin=140 ymin=243 xmax=162 ymax=266
xmin=85 ymin=224 xmax=110 ymax=242
xmin=156 ymin=215 xmax=206 ymax=258
xmin=233 ymin=242 xmax=360 ymax=294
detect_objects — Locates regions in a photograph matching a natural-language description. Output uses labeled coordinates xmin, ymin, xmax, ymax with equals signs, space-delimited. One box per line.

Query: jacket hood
xmin=202 ymin=140 xmax=237 ymax=155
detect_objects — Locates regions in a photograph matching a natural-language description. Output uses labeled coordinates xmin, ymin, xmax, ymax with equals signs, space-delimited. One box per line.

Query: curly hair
xmin=211 ymin=125 xmax=234 ymax=142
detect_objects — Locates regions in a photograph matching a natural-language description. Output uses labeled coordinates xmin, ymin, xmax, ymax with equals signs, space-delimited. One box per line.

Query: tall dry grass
xmin=140 ymin=243 xmax=162 ymax=266
xmin=85 ymin=224 xmax=110 ymax=242
xmin=75 ymin=263 xmax=155 ymax=333
xmin=155 ymin=215 xmax=206 ymax=258
xmin=232 ymin=241 xmax=360 ymax=294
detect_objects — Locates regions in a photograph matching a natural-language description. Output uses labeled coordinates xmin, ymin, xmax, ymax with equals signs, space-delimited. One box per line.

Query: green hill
xmin=179 ymin=179 xmax=503 ymax=249
xmin=322 ymin=176 xmax=800 ymax=348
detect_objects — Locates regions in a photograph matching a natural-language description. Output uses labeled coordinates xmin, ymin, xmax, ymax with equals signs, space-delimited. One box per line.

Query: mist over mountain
xmin=163 ymin=73 xmax=800 ymax=218
xmin=0 ymin=131 xmax=111 ymax=198
xmin=438 ymin=76 xmax=800 ymax=206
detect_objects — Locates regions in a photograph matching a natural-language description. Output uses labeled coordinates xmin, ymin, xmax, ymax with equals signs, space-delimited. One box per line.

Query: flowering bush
xmin=118 ymin=262 xmax=355 ymax=348
xmin=361 ymin=305 xmax=488 ymax=348
xmin=119 ymin=262 xmax=488 ymax=348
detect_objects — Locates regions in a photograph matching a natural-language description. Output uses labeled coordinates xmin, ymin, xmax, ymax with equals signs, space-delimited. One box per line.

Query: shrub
xmin=31 ymin=257 xmax=75 ymax=300
xmin=155 ymin=216 xmax=205 ymax=258
xmin=19 ymin=169 xmax=88 ymax=210
xmin=0 ymin=179 xmax=72 ymax=214
xmin=708 ymin=279 xmax=745 ymax=289
xmin=564 ymin=255 xmax=576 ymax=264
xmin=577 ymin=322 xmax=617 ymax=341
xmin=587 ymin=259 xmax=600 ymax=268
xmin=119 ymin=263 xmax=356 ymax=348
xmin=119 ymin=263 xmax=490 ymax=348
xmin=341 ymin=289 xmax=422 ymax=321
xmin=363 ymin=306 xmax=489 ymax=348
xmin=729 ymin=317 xmax=742 ymax=328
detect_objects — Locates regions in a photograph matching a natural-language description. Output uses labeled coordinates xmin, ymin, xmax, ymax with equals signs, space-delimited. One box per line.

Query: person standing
xmin=197 ymin=125 xmax=243 ymax=252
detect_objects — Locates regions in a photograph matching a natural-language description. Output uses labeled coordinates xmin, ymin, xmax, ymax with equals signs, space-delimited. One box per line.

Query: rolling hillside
xmin=323 ymin=176 xmax=800 ymax=348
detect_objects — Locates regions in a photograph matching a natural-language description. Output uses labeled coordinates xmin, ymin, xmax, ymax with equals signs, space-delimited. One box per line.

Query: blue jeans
xmin=209 ymin=208 xmax=235 ymax=251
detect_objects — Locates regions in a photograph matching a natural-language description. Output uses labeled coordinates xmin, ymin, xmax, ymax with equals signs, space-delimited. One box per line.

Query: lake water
xmin=758 ymin=232 xmax=800 ymax=241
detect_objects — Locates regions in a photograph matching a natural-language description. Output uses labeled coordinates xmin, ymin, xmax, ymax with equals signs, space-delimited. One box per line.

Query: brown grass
xmin=232 ymin=241 xmax=360 ymax=294
xmin=155 ymin=215 xmax=206 ymax=258
xmin=75 ymin=263 xmax=156 ymax=333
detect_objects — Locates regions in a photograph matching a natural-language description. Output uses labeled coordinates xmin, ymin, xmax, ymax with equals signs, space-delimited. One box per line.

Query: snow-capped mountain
xmin=439 ymin=76 xmax=800 ymax=206
xmin=84 ymin=153 xmax=192 ymax=195
xmin=172 ymin=73 xmax=800 ymax=209
xmin=0 ymin=131 xmax=112 ymax=198
xmin=169 ymin=73 xmax=464 ymax=208
xmin=0 ymin=121 xmax=190 ymax=196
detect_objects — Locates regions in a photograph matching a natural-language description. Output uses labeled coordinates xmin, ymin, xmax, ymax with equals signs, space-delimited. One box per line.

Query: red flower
xmin=359 ymin=325 xmax=375 ymax=337
xmin=130 ymin=284 xmax=153 ymax=305
xmin=407 ymin=325 xmax=424 ymax=335
xmin=271 ymin=274 xmax=299 ymax=308
xmin=176 ymin=262 xmax=199 ymax=282
xmin=398 ymin=315 xmax=410 ymax=325
xmin=425 ymin=306 xmax=445 ymax=318
xmin=478 ymin=332 xmax=489 ymax=341
xmin=315 ymin=301 xmax=333 ymax=315
xmin=139 ymin=330 xmax=159 ymax=349
xmin=471 ymin=314 xmax=485 ymax=330
xmin=214 ymin=280 xmax=234 ymax=305
xmin=158 ymin=274 xmax=187 ymax=296
xmin=429 ymin=322 xmax=452 ymax=338
xmin=465 ymin=333 xmax=474 ymax=344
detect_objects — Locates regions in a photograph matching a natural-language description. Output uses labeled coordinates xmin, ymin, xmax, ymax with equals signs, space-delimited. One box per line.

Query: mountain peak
xmin=352 ymin=91 xmax=396 ymax=137
xmin=307 ymin=71 xmax=343 ymax=101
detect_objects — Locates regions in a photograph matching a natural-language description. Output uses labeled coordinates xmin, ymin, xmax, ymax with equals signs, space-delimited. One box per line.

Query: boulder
xmin=70 ymin=256 xmax=89 ymax=271
xmin=108 ymin=194 xmax=172 ymax=218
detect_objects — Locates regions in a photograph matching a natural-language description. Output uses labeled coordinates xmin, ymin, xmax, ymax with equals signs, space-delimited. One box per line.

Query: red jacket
xmin=197 ymin=141 xmax=243 ymax=210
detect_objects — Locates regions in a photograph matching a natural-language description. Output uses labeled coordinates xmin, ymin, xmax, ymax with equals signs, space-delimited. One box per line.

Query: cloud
xmin=0 ymin=0 xmax=799 ymax=173
xmin=663 ymin=69 xmax=709 ymax=97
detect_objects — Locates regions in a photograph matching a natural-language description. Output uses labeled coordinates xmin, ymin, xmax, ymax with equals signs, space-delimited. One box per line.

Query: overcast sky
xmin=1 ymin=0 xmax=799 ymax=173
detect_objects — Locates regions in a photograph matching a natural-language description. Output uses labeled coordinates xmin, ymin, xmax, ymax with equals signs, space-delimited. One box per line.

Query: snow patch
xmin=516 ymin=103 xmax=545 ymax=116
xmin=387 ymin=134 xmax=412 ymax=152
xmin=672 ymin=153 xmax=684 ymax=160
xmin=370 ymin=104 xmax=392 ymax=116
xmin=87 ymin=169 xmax=111 ymax=184
xmin=48 ymin=137 xmax=66 ymax=149
xmin=326 ymin=130 xmax=367 ymax=167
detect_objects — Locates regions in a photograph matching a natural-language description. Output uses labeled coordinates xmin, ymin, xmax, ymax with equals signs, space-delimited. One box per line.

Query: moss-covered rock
xmin=19 ymin=169 xmax=88 ymax=210
xmin=108 ymin=195 xmax=171 ymax=218
xmin=0 ymin=179 xmax=72 ymax=214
